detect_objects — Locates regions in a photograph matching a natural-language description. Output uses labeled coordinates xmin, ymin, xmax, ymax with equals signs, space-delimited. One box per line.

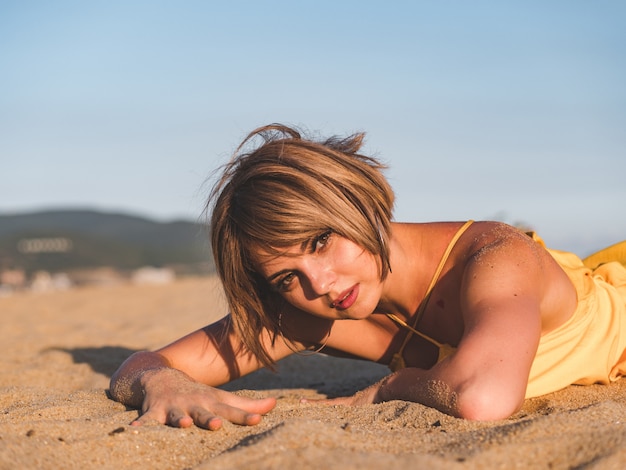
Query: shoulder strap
xmin=387 ymin=220 xmax=474 ymax=370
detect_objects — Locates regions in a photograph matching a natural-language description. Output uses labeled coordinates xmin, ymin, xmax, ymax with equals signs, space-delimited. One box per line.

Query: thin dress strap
xmin=387 ymin=220 xmax=474 ymax=371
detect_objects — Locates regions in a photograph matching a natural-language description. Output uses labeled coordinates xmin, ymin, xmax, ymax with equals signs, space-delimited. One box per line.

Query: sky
xmin=1 ymin=0 xmax=624 ymax=257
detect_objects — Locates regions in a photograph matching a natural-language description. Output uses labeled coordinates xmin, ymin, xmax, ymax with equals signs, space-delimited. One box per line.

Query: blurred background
xmin=1 ymin=1 xmax=625 ymax=291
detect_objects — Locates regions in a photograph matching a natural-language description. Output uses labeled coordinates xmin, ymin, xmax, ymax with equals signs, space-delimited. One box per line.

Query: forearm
xmin=375 ymin=368 xmax=461 ymax=417
xmin=375 ymin=365 xmax=526 ymax=420
xmin=109 ymin=351 xmax=172 ymax=408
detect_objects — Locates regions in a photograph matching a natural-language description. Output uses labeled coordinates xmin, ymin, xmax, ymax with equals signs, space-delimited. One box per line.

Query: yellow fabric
xmin=386 ymin=226 xmax=626 ymax=399
xmin=526 ymin=234 xmax=626 ymax=398
xmin=582 ymin=240 xmax=626 ymax=270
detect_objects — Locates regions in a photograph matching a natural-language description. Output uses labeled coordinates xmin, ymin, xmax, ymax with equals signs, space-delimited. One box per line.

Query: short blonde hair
xmin=207 ymin=124 xmax=395 ymax=367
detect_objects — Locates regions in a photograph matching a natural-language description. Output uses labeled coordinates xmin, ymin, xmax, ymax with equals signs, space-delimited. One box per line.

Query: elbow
xmin=454 ymin=383 xmax=524 ymax=421
xmin=108 ymin=364 xmax=136 ymax=406
xmin=108 ymin=351 xmax=167 ymax=407
xmin=108 ymin=374 xmax=128 ymax=405
xmin=108 ymin=377 xmax=124 ymax=404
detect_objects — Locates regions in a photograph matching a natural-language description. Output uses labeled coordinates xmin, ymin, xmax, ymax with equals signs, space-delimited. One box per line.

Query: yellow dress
xmin=526 ymin=235 xmax=626 ymax=398
xmin=387 ymin=224 xmax=626 ymax=399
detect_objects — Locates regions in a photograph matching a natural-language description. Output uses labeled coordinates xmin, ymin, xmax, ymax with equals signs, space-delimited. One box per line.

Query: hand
xmin=131 ymin=368 xmax=276 ymax=430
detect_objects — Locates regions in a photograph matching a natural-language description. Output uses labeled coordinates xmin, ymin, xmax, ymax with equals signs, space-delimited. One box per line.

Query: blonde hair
xmin=206 ymin=124 xmax=395 ymax=367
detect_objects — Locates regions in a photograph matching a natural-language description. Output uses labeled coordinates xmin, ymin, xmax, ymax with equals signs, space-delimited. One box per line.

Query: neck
xmin=375 ymin=223 xmax=433 ymax=320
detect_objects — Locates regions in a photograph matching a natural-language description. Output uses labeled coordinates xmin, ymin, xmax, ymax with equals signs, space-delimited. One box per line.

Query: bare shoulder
xmin=461 ymin=221 xmax=550 ymax=292
xmin=459 ymin=221 xmax=576 ymax=332
xmin=465 ymin=221 xmax=540 ymax=258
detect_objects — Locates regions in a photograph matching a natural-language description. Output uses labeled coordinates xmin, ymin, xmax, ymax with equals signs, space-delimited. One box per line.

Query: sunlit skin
xmin=110 ymin=221 xmax=579 ymax=427
xmin=255 ymin=231 xmax=385 ymax=322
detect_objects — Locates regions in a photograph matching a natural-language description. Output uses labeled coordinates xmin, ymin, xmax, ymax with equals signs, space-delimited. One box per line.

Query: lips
xmin=331 ymin=284 xmax=359 ymax=310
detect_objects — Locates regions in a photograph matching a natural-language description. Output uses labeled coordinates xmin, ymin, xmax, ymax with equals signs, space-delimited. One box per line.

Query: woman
xmin=110 ymin=124 xmax=626 ymax=428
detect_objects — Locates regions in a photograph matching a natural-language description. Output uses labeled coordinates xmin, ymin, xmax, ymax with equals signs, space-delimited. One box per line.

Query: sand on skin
xmin=1 ymin=276 xmax=626 ymax=470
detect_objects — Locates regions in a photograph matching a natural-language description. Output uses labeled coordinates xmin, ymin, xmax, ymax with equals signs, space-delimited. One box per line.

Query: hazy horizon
xmin=0 ymin=203 xmax=617 ymax=260
xmin=2 ymin=1 xmax=625 ymax=258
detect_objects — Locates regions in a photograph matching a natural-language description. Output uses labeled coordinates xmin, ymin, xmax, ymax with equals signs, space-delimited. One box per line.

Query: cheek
xmin=354 ymin=251 xmax=380 ymax=277
xmin=280 ymin=291 xmax=331 ymax=315
xmin=280 ymin=290 xmax=310 ymax=308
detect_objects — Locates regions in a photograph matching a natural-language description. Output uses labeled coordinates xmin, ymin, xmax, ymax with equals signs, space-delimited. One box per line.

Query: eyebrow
xmin=266 ymin=269 xmax=292 ymax=283
xmin=263 ymin=238 xmax=312 ymax=283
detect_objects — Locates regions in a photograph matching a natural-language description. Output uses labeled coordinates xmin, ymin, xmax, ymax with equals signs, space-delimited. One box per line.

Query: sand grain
xmin=2 ymin=276 xmax=625 ymax=469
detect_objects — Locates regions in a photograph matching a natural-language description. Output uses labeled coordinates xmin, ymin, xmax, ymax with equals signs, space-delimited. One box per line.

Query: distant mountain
xmin=0 ymin=209 xmax=214 ymax=275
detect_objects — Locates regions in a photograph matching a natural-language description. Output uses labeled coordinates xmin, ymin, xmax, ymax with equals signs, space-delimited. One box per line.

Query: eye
xmin=275 ymin=272 xmax=296 ymax=292
xmin=311 ymin=230 xmax=332 ymax=253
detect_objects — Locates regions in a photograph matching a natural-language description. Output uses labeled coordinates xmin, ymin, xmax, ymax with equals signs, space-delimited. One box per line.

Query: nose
xmin=304 ymin=260 xmax=336 ymax=297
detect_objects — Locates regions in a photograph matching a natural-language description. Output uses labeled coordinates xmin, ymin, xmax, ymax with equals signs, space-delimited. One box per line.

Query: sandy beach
xmin=2 ymin=276 xmax=626 ymax=469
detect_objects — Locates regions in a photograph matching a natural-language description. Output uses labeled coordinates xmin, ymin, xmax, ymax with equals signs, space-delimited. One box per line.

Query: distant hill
xmin=0 ymin=209 xmax=214 ymax=275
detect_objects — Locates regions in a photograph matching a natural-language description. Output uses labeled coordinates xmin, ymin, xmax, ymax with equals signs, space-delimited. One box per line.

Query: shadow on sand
xmin=44 ymin=345 xmax=140 ymax=378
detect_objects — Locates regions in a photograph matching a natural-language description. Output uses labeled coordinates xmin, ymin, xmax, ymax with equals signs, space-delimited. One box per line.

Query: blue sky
xmin=1 ymin=1 xmax=624 ymax=257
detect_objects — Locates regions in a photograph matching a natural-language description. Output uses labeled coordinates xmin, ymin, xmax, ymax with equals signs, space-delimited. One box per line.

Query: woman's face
xmin=255 ymin=231 xmax=383 ymax=320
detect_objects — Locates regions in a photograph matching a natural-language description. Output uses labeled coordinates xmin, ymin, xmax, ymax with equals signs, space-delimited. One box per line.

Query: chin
xmin=342 ymin=309 xmax=374 ymax=321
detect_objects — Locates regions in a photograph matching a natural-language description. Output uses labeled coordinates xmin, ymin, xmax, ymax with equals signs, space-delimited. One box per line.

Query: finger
xmin=241 ymin=397 xmax=277 ymax=415
xmin=166 ymin=408 xmax=194 ymax=428
xmin=217 ymin=394 xmax=277 ymax=416
xmin=208 ymin=402 xmax=267 ymax=426
xmin=131 ymin=407 xmax=167 ymax=426
xmin=188 ymin=408 xmax=223 ymax=431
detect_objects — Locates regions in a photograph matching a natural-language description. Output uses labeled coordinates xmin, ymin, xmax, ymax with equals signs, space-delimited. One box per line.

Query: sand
xmin=2 ymin=276 xmax=626 ymax=469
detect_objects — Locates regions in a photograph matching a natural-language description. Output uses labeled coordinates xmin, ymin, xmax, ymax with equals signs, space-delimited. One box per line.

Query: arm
xmin=323 ymin=229 xmax=549 ymax=420
xmin=109 ymin=315 xmax=282 ymax=429
xmin=372 ymin=285 xmax=542 ymax=420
